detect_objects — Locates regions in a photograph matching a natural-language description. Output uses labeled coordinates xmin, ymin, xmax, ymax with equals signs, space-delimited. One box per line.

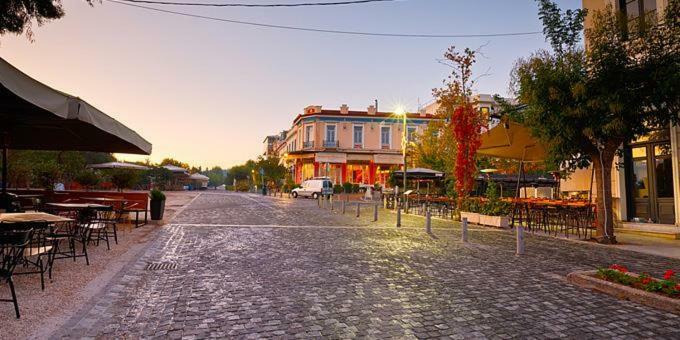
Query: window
xmin=622 ymin=0 xmax=657 ymax=32
xmin=353 ymin=125 xmax=363 ymax=148
xmin=407 ymin=126 xmax=417 ymax=142
xmin=324 ymin=124 xmax=337 ymax=147
xmin=325 ymin=125 xmax=336 ymax=141
xmin=380 ymin=126 xmax=391 ymax=149
xmin=305 ymin=125 xmax=313 ymax=142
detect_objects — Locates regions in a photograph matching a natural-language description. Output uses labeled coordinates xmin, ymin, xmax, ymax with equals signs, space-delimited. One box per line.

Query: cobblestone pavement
xmin=54 ymin=192 xmax=680 ymax=339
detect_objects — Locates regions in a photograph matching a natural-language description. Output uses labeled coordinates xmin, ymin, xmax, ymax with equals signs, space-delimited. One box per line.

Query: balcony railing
xmin=303 ymin=141 xmax=313 ymax=149
xmin=381 ymin=144 xmax=391 ymax=149
xmin=323 ymin=140 xmax=338 ymax=148
xmin=354 ymin=143 xmax=363 ymax=149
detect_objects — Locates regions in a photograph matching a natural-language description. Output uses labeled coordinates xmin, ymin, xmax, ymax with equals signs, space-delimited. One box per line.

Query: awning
xmin=315 ymin=152 xmax=346 ymax=164
xmin=1 ymin=57 xmax=152 ymax=201
xmin=477 ymin=122 xmax=547 ymax=162
xmin=373 ymin=154 xmax=403 ymax=165
xmin=87 ymin=162 xmax=150 ymax=170
xmin=189 ymin=173 xmax=209 ymax=181
xmin=392 ymin=167 xmax=445 ymax=180
xmin=163 ymin=165 xmax=189 ymax=174
xmin=0 ymin=57 xmax=152 ymax=154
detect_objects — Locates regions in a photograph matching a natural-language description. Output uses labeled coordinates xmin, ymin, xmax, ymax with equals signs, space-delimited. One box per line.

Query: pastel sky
xmin=1 ymin=0 xmax=579 ymax=169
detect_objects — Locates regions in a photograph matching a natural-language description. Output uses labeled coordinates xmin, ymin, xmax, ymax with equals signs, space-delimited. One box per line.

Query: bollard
xmin=330 ymin=196 xmax=334 ymax=211
xmin=405 ymin=200 xmax=409 ymax=214
xmin=318 ymin=195 xmax=322 ymax=208
xmin=341 ymin=200 xmax=346 ymax=214
xmin=425 ymin=209 xmax=432 ymax=234
xmin=516 ymin=226 xmax=525 ymax=255
xmin=373 ymin=203 xmax=378 ymax=222
xmin=356 ymin=203 xmax=361 ymax=217
xmin=396 ymin=207 xmax=401 ymax=228
xmin=462 ymin=217 xmax=468 ymax=243
xmin=383 ymin=196 xmax=387 ymax=209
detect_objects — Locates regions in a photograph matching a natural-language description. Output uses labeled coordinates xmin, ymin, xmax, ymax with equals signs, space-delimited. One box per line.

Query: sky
xmin=1 ymin=0 xmax=579 ymax=169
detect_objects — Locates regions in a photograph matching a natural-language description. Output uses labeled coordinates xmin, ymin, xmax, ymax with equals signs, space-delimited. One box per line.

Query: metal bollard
xmin=341 ymin=200 xmax=346 ymax=214
xmin=318 ymin=195 xmax=322 ymax=208
xmin=356 ymin=203 xmax=361 ymax=217
xmin=373 ymin=203 xmax=378 ymax=222
xmin=396 ymin=207 xmax=401 ymax=228
xmin=426 ymin=209 xmax=432 ymax=233
xmin=462 ymin=217 xmax=468 ymax=243
xmin=383 ymin=196 xmax=387 ymax=209
xmin=405 ymin=200 xmax=409 ymax=214
xmin=516 ymin=226 xmax=525 ymax=255
xmin=330 ymin=197 xmax=334 ymax=211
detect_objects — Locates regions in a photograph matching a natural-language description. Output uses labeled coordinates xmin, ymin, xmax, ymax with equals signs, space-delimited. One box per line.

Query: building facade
xmin=564 ymin=0 xmax=680 ymax=227
xmin=277 ymin=104 xmax=437 ymax=187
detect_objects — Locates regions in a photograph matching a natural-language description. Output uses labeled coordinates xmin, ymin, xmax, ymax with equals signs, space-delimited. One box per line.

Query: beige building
xmin=276 ymin=104 xmax=437 ymax=186
xmin=564 ymin=0 xmax=680 ymax=228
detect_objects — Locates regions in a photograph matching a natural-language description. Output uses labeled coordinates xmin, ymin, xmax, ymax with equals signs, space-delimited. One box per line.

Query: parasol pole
xmin=588 ymin=165 xmax=595 ymax=204
xmin=1 ymin=131 xmax=8 ymax=197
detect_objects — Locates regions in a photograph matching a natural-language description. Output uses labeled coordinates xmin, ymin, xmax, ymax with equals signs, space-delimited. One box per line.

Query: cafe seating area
xmin=0 ymin=191 xmax=150 ymax=318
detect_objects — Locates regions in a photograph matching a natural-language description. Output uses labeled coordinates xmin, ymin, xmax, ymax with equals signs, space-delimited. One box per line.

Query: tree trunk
xmin=591 ymin=149 xmax=617 ymax=244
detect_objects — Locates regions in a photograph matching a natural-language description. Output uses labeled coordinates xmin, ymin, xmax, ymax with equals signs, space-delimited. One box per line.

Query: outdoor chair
xmin=120 ymin=202 xmax=148 ymax=228
xmin=86 ymin=208 xmax=119 ymax=250
xmin=47 ymin=211 xmax=92 ymax=266
xmin=13 ymin=221 xmax=56 ymax=291
xmin=0 ymin=225 xmax=33 ymax=318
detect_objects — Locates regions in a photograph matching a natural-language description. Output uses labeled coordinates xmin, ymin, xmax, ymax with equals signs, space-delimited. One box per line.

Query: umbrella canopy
xmin=163 ymin=165 xmax=189 ymax=174
xmin=392 ymin=167 xmax=445 ymax=180
xmin=0 ymin=57 xmax=152 ymax=154
xmin=87 ymin=162 xmax=150 ymax=171
xmin=477 ymin=121 xmax=547 ymax=162
xmin=0 ymin=57 xmax=152 ymax=201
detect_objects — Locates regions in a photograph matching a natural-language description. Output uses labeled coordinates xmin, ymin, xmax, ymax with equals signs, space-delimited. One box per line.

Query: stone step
xmin=616 ymin=222 xmax=680 ymax=240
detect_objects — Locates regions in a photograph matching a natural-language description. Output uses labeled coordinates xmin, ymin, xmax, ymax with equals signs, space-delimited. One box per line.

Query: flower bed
xmin=567 ymin=265 xmax=680 ymax=314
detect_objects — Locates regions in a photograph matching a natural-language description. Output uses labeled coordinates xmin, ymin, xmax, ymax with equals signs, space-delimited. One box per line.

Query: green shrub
xmin=75 ymin=170 xmax=100 ymax=189
xmin=351 ymin=183 xmax=360 ymax=193
xmin=461 ymin=198 xmax=482 ymax=213
xmin=342 ymin=182 xmax=353 ymax=193
xmin=373 ymin=183 xmax=382 ymax=191
xmin=481 ymin=200 xmax=513 ymax=216
xmin=149 ymin=189 xmax=166 ymax=201
xmin=333 ymin=184 xmax=343 ymax=194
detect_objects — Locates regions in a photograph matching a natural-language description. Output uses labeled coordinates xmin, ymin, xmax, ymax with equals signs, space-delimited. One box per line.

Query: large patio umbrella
xmin=392 ymin=167 xmax=445 ymax=180
xmin=477 ymin=121 xmax=547 ymax=199
xmin=87 ymin=162 xmax=150 ymax=171
xmin=0 ymin=57 xmax=152 ymax=203
xmin=477 ymin=121 xmax=547 ymax=162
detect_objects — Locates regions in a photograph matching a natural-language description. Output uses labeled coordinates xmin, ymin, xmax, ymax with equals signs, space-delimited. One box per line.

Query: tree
xmin=107 ymin=169 xmax=139 ymax=192
xmin=0 ymin=0 xmax=96 ymax=39
xmin=511 ymin=0 xmax=680 ymax=243
xmin=160 ymin=158 xmax=190 ymax=170
xmin=203 ymin=166 xmax=226 ymax=187
xmin=433 ymin=47 xmax=486 ymax=204
xmin=255 ymin=156 xmax=287 ymax=188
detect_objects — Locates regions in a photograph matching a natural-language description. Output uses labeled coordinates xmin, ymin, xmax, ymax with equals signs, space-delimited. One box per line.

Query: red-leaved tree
xmin=433 ymin=47 xmax=485 ymax=204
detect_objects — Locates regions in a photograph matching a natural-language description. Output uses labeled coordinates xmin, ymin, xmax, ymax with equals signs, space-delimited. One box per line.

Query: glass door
xmin=625 ymin=130 xmax=675 ymax=224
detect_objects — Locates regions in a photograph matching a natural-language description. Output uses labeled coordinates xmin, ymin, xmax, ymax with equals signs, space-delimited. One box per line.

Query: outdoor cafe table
xmin=46 ymin=203 xmax=111 ymax=210
xmin=0 ymin=212 xmax=74 ymax=223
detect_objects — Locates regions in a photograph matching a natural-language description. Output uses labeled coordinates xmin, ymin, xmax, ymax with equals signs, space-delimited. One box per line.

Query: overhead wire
xmin=115 ymin=0 xmax=396 ymax=7
xmin=105 ymin=0 xmax=543 ymax=39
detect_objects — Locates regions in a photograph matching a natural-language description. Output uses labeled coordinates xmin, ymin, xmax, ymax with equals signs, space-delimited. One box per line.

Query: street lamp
xmin=394 ymin=106 xmax=408 ymax=195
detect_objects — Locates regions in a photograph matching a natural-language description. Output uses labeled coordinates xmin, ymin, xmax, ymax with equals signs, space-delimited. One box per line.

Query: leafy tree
xmin=255 ymin=156 xmax=287 ymax=188
xmin=511 ymin=0 xmax=680 ymax=243
xmin=203 ymin=166 xmax=226 ymax=187
xmin=139 ymin=166 xmax=173 ymax=190
xmin=74 ymin=170 xmax=100 ymax=190
xmin=106 ymin=169 xmax=139 ymax=192
xmin=0 ymin=0 xmax=96 ymax=40
xmin=433 ymin=46 xmax=485 ymax=204
xmin=160 ymin=158 xmax=190 ymax=170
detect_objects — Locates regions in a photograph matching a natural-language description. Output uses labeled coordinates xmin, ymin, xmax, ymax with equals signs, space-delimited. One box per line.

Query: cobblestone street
xmin=54 ymin=192 xmax=680 ymax=339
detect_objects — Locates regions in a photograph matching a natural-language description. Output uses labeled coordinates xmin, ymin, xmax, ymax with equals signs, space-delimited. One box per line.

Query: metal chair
xmin=0 ymin=225 xmax=33 ymax=318
xmin=86 ymin=207 xmax=119 ymax=250
xmin=13 ymin=221 xmax=56 ymax=290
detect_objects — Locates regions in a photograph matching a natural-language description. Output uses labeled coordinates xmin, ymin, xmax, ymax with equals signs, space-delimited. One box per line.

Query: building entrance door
xmin=625 ymin=130 xmax=675 ymax=224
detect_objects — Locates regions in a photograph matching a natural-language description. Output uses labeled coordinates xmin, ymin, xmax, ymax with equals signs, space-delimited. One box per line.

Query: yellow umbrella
xmin=477 ymin=121 xmax=547 ymax=162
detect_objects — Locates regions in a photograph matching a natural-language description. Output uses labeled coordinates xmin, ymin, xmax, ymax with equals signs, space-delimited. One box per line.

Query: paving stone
xmin=53 ymin=192 xmax=680 ymax=339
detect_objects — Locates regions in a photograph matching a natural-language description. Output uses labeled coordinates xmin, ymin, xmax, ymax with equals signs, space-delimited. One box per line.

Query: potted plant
xmin=478 ymin=181 xmax=512 ymax=228
xmin=149 ymin=189 xmax=166 ymax=220
xmin=459 ymin=198 xmax=481 ymax=224
xmin=479 ymin=200 xmax=512 ymax=228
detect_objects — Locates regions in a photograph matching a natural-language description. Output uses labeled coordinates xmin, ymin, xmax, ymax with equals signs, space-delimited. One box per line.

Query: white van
xmin=291 ymin=178 xmax=333 ymax=199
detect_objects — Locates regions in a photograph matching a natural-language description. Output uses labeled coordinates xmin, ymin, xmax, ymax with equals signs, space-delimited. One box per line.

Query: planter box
xmin=460 ymin=212 xmax=479 ymax=224
xmin=150 ymin=199 xmax=166 ymax=221
xmin=479 ymin=215 xmax=510 ymax=229
xmin=567 ymin=270 xmax=680 ymax=314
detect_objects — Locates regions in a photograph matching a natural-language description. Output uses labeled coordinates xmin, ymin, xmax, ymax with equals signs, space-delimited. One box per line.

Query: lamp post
xmin=395 ymin=107 xmax=408 ymax=194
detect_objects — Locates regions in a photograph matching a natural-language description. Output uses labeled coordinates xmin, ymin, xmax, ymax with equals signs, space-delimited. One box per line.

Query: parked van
xmin=291 ymin=178 xmax=333 ymax=199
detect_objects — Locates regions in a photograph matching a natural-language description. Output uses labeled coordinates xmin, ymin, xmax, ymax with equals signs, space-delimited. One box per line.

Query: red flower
xmin=663 ymin=269 xmax=675 ymax=280
xmin=609 ymin=264 xmax=628 ymax=273
xmin=641 ymin=277 xmax=652 ymax=285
